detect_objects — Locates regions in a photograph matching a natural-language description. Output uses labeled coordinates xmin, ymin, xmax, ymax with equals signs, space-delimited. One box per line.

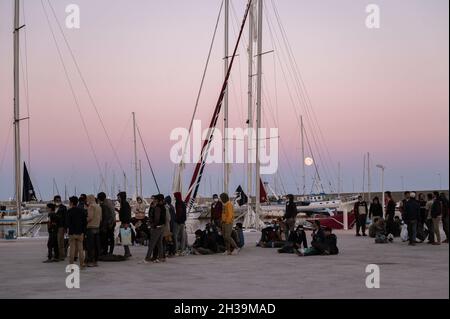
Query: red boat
xmin=305 ymin=211 xmax=356 ymax=230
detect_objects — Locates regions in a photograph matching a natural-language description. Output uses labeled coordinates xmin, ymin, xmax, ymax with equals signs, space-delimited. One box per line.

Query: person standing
xmin=283 ymin=194 xmax=298 ymax=240
xmin=43 ymin=203 xmax=59 ymax=263
xmin=369 ymin=197 xmax=383 ymax=220
xmin=439 ymin=193 xmax=449 ymax=243
xmin=354 ymin=196 xmax=368 ymax=236
xmin=145 ymin=194 xmax=166 ymax=263
xmin=399 ymin=191 xmax=410 ymax=220
xmin=67 ymin=196 xmax=87 ymax=268
xmin=173 ymin=192 xmax=187 ymax=255
xmin=210 ymin=194 xmax=223 ymax=228
xmin=385 ymin=191 xmax=396 ymax=236
xmin=425 ymin=193 xmax=437 ymax=245
xmin=86 ymin=195 xmax=102 ymax=267
xmin=417 ymin=193 xmax=427 ymax=242
xmin=220 ymin=193 xmax=239 ymax=255
xmin=431 ymin=191 xmax=442 ymax=244
xmin=98 ymin=192 xmax=116 ymax=256
xmin=54 ymin=195 xmax=68 ymax=261
xmin=165 ymin=196 xmax=177 ymax=257
xmin=116 ymin=192 xmax=132 ymax=257
xmin=404 ymin=192 xmax=420 ymax=246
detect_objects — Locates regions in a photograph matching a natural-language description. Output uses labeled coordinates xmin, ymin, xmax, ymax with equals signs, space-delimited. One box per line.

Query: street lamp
xmin=376 ymin=164 xmax=386 ymax=217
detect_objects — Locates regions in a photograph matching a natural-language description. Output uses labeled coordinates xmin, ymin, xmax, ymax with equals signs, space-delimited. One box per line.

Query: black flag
xmin=235 ymin=185 xmax=248 ymax=206
xmin=22 ymin=162 xmax=37 ymax=202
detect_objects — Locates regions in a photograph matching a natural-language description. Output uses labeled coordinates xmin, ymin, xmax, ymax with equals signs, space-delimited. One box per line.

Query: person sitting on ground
xmin=192 ymin=226 xmax=221 ymax=255
xmin=257 ymin=221 xmax=284 ymax=248
xmin=278 ymin=225 xmax=308 ymax=254
xmin=368 ymin=217 xmax=381 ymax=238
xmin=298 ymin=225 xmax=338 ymax=256
xmin=43 ymin=203 xmax=59 ymax=263
xmin=393 ymin=216 xmax=402 ymax=237
xmin=374 ymin=218 xmax=391 ymax=244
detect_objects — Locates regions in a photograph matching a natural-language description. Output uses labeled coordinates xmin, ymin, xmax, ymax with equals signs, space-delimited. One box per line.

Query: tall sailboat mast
xmin=367 ymin=152 xmax=371 ymax=204
xmin=301 ymin=116 xmax=305 ymax=195
xmin=132 ymin=112 xmax=139 ymax=199
xmin=14 ymin=0 xmax=22 ymax=236
xmin=247 ymin=1 xmax=254 ymax=217
xmin=255 ymin=0 xmax=263 ymax=221
xmin=223 ymin=0 xmax=230 ymax=194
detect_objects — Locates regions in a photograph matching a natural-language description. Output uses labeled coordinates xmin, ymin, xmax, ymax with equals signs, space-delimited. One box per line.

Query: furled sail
xmin=22 ymin=162 xmax=37 ymax=202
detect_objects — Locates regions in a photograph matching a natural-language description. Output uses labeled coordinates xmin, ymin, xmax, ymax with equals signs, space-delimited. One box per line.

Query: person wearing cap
xmin=210 ymin=194 xmax=223 ymax=228
xmin=404 ymin=192 xmax=420 ymax=246
xmin=43 ymin=203 xmax=60 ymax=263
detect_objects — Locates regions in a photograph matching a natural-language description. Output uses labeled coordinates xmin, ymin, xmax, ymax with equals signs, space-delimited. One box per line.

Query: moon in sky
xmin=304 ymin=157 xmax=314 ymax=166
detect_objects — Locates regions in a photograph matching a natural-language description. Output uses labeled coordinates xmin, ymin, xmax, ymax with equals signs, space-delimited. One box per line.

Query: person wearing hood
xmin=369 ymin=197 xmax=383 ymax=220
xmin=98 ymin=192 xmax=116 ymax=255
xmin=165 ymin=196 xmax=177 ymax=257
xmin=173 ymin=192 xmax=187 ymax=255
xmin=116 ymin=192 xmax=132 ymax=257
xmin=54 ymin=195 xmax=68 ymax=261
xmin=440 ymin=192 xmax=449 ymax=243
xmin=210 ymin=194 xmax=223 ymax=228
xmin=220 ymin=193 xmax=239 ymax=255
xmin=353 ymin=196 xmax=368 ymax=236
xmin=385 ymin=191 xmax=396 ymax=236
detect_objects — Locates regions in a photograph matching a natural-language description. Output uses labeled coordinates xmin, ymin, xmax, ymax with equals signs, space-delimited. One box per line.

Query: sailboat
xmin=0 ymin=1 xmax=44 ymax=230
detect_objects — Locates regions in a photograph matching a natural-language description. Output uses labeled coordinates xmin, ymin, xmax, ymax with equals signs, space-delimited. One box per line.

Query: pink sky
xmin=0 ymin=0 xmax=448 ymax=199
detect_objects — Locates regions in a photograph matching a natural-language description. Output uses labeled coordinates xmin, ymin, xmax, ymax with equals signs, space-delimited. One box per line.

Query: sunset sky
xmin=0 ymin=0 xmax=448 ymax=200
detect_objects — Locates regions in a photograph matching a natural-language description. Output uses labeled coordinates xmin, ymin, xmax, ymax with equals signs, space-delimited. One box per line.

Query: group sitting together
xmin=192 ymin=223 xmax=244 ymax=255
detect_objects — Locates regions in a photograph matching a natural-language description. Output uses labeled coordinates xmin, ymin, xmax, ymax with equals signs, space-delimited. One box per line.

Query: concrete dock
xmin=0 ymin=230 xmax=448 ymax=299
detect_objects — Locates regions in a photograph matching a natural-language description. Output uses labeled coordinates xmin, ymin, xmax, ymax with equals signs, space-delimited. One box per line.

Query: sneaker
xmin=42 ymin=259 xmax=53 ymax=263
xmin=87 ymin=263 xmax=95 ymax=267
xmin=152 ymin=259 xmax=160 ymax=263
xmin=356 ymin=233 xmax=361 ymax=237
xmin=362 ymin=233 xmax=367 ymax=237
xmin=408 ymin=242 xmax=416 ymax=246
xmin=296 ymin=251 xmax=304 ymax=257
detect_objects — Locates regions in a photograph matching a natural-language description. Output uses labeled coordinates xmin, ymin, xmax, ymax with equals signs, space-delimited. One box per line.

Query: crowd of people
xmin=43 ymin=191 xmax=244 ymax=268
xmin=355 ymin=191 xmax=449 ymax=246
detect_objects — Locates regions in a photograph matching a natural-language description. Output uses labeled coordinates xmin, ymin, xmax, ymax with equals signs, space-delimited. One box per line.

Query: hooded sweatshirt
xmin=174 ymin=192 xmax=187 ymax=224
xmin=222 ymin=201 xmax=234 ymax=225
xmin=86 ymin=195 xmax=102 ymax=228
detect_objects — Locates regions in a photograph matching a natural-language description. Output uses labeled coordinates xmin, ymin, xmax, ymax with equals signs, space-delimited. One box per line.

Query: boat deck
xmin=0 ymin=230 xmax=448 ymax=299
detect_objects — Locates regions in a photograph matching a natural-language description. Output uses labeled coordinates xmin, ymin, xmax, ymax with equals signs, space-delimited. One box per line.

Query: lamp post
xmin=376 ymin=164 xmax=386 ymax=217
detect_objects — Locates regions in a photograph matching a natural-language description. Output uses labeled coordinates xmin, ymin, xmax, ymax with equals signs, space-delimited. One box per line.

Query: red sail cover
xmin=260 ymin=179 xmax=268 ymax=203
xmin=184 ymin=0 xmax=253 ymax=209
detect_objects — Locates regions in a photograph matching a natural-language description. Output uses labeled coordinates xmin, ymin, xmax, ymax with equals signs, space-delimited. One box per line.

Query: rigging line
xmin=180 ymin=0 xmax=224 ymax=163
xmin=0 ymin=124 xmax=13 ymax=175
xmin=40 ymin=0 xmax=106 ymax=188
xmin=270 ymin=0 xmax=338 ymax=184
xmin=21 ymin=0 xmax=31 ymax=172
xmin=264 ymin=8 xmax=334 ymax=189
xmin=46 ymin=0 xmax=125 ymax=175
xmin=136 ymin=123 xmax=160 ymax=194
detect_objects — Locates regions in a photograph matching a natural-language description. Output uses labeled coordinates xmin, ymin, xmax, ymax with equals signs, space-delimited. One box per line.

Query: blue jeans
xmin=407 ymin=220 xmax=417 ymax=244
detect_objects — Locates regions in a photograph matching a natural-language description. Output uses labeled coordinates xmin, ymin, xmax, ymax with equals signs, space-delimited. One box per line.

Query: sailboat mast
xmin=255 ymin=0 xmax=263 ymax=221
xmin=139 ymin=159 xmax=143 ymax=198
xmin=223 ymin=0 xmax=230 ymax=194
xmin=301 ymin=116 xmax=305 ymax=195
xmin=367 ymin=152 xmax=371 ymax=204
xmin=247 ymin=0 xmax=254 ymax=215
xmin=13 ymin=0 xmax=22 ymax=236
xmin=132 ymin=112 xmax=139 ymax=199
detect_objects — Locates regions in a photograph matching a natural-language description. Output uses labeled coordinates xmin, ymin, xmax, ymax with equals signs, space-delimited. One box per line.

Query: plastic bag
xmin=120 ymin=227 xmax=132 ymax=246
xmin=400 ymin=224 xmax=408 ymax=242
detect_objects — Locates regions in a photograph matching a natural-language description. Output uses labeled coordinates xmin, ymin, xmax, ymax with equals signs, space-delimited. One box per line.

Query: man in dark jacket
xmin=369 ymin=197 xmax=383 ymax=220
xmin=98 ymin=192 xmax=115 ymax=256
xmin=173 ymin=192 xmax=187 ymax=254
xmin=283 ymin=194 xmax=298 ymax=239
xmin=354 ymin=196 xmax=368 ymax=236
xmin=210 ymin=194 xmax=223 ymax=228
xmin=116 ymin=192 xmax=132 ymax=257
xmin=67 ymin=196 xmax=87 ymax=267
xmin=404 ymin=192 xmax=420 ymax=245
xmin=440 ymin=193 xmax=449 ymax=243
xmin=278 ymin=225 xmax=308 ymax=254
xmin=165 ymin=196 xmax=176 ymax=256
xmin=54 ymin=195 xmax=67 ymax=260
xmin=385 ymin=191 xmax=397 ymax=236
xmin=145 ymin=194 xmax=166 ymax=262
xmin=43 ymin=203 xmax=59 ymax=263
